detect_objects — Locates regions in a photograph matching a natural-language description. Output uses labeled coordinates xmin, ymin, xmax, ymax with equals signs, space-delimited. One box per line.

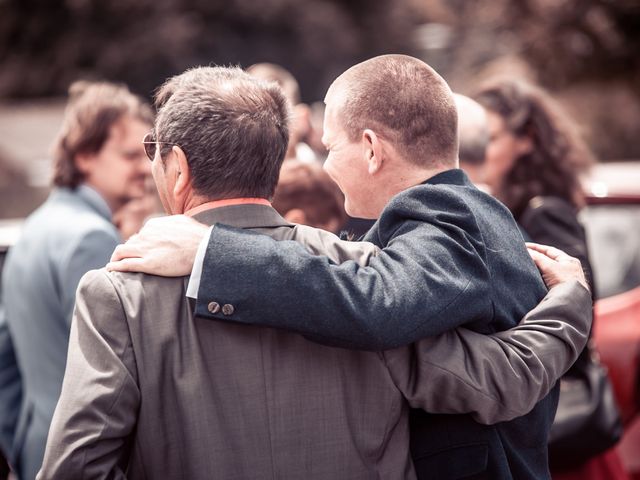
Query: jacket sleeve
xmin=38 ymin=269 xmax=139 ymax=480
xmin=194 ymin=218 xmax=492 ymax=351
xmin=383 ymin=280 xmax=591 ymax=424
xmin=0 ymin=306 xmax=21 ymax=461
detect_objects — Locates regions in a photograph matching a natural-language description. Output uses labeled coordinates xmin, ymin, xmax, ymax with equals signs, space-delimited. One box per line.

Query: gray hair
xmin=154 ymin=66 xmax=291 ymax=199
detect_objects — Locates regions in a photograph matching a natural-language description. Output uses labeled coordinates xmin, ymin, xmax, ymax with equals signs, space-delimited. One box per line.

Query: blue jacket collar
xmin=52 ymin=185 xmax=112 ymax=221
xmin=421 ymin=168 xmax=472 ymax=188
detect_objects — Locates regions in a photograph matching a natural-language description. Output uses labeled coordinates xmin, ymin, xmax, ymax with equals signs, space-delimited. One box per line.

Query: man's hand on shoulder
xmin=107 ymin=215 xmax=208 ymax=276
xmin=527 ymin=242 xmax=589 ymax=292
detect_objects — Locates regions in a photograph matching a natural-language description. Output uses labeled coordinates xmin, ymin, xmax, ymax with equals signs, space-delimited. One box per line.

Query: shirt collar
xmin=421 ymin=168 xmax=472 ymax=188
xmin=185 ymin=198 xmax=271 ymax=217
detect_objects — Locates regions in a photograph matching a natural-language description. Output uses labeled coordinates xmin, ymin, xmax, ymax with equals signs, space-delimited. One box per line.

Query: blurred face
xmin=484 ymin=110 xmax=520 ymax=191
xmin=322 ymin=99 xmax=373 ymax=218
xmin=79 ymin=115 xmax=151 ymax=212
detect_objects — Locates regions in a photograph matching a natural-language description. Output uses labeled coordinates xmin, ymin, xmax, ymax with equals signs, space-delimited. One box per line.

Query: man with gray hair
xmin=40 ymin=65 xmax=592 ymax=479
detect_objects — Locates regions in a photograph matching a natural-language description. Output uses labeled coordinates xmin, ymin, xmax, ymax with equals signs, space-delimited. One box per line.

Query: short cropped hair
xmin=272 ymin=160 xmax=347 ymax=231
xmin=52 ymin=81 xmax=153 ymax=188
xmin=327 ymin=55 xmax=458 ymax=167
xmin=154 ymin=66 xmax=291 ymax=200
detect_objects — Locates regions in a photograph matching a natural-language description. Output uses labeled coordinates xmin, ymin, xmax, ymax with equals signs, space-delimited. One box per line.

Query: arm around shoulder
xmin=385 ymin=280 xmax=591 ymax=424
xmin=195 ymin=221 xmax=490 ymax=350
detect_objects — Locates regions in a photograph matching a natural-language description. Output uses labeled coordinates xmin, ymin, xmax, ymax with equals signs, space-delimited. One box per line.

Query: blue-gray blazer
xmin=0 ymin=186 xmax=119 ymax=480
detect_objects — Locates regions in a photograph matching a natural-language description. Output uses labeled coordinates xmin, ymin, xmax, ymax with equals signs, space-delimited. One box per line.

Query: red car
xmin=583 ymin=161 xmax=640 ymax=479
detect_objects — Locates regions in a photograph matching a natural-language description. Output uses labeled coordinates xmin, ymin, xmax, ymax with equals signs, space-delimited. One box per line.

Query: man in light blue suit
xmin=0 ymin=81 xmax=152 ymax=479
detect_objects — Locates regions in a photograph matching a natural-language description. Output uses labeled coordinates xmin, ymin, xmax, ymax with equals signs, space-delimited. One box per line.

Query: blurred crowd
xmin=0 ymin=58 xmax=637 ymax=480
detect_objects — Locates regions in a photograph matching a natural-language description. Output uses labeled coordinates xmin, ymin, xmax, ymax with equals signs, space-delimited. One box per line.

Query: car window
xmin=581 ymin=204 xmax=640 ymax=299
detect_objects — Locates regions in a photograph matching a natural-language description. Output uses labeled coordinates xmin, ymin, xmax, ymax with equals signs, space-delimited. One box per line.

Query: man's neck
xmin=384 ymin=163 xmax=453 ymax=199
xmin=184 ymin=198 xmax=271 ymax=217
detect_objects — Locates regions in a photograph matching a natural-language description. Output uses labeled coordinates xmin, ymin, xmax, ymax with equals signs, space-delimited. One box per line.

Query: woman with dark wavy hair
xmin=475 ymin=79 xmax=628 ymax=480
xmin=475 ymin=78 xmax=595 ymax=289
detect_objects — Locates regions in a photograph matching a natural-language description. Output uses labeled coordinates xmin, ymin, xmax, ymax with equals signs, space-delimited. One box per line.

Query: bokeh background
xmin=1 ymin=0 xmax=639 ymax=218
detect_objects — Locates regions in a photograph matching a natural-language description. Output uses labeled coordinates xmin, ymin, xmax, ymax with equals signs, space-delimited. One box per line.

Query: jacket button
xmin=222 ymin=304 xmax=235 ymax=316
xmin=207 ymin=302 xmax=220 ymax=314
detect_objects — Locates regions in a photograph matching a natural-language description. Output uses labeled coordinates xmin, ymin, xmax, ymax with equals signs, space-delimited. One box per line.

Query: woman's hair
xmin=474 ymin=78 xmax=594 ymax=218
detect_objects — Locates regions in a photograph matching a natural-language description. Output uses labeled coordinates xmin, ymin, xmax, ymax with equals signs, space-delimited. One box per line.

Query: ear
xmin=362 ymin=129 xmax=383 ymax=175
xmin=172 ymin=146 xmax=191 ymax=197
xmin=75 ymin=152 xmax=94 ymax=175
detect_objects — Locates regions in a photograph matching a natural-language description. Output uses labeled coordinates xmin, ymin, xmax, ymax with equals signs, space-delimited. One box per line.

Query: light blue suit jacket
xmin=0 ymin=185 xmax=120 ymax=479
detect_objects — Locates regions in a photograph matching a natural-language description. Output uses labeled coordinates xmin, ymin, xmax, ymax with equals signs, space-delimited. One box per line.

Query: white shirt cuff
xmin=186 ymin=226 xmax=214 ymax=299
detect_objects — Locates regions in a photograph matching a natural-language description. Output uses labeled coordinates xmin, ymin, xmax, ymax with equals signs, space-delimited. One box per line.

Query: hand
xmin=106 ymin=215 xmax=209 ymax=276
xmin=526 ymin=242 xmax=589 ymax=292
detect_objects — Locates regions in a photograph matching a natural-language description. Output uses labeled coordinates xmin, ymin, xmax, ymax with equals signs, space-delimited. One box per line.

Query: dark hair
xmin=272 ymin=160 xmax=346 ymax=231
xmin=475 ymin=79 xmax=594 ymax=218
xmin=154 ymin=66 xmax=291 ymax=200
xmin=329 ymin=54 xmax=458 ymax=168
xmin=52 ymin=81 xmax=153 ymax=188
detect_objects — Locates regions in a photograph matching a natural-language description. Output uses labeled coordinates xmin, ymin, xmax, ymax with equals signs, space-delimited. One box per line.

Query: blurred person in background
xmin=113 ymin=175 xmax=164 ymax=241
xmin=453 ymin=93 xmax=490 ymax=189
xmin=272 ymin=159 xmax=347 ymax=233
xmin=0 ymin=81 xmax=152 ymax=479
xmin=306 ymin=101 xmax=329 ymax=160
xmin=247 ymin=62 xmax=318 ymax=164
xmin=475 ymin=78 xmax=628 ymax=480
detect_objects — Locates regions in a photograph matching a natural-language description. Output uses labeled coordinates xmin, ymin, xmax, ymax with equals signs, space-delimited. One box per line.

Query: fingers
xmin=527 ymin=249 xmax=553 ymax=269
xmin=525 ymin=242 xmax=567 ymax=261
xmin=144 ymin=214 xmax=200 ymax=229
xmin=527 ymin=244 xmax=589 ymax=292
xmin=106 ymin=257 xmax=148 ymax=273
xmin=110 ymin=243 xmax=144 ymax=262
xmin=526 ymin=243 xmax=583 ymax=271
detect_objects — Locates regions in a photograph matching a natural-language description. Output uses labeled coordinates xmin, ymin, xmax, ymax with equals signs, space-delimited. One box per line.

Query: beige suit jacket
xmin=38 ymin=204 xmax=591 ymax=479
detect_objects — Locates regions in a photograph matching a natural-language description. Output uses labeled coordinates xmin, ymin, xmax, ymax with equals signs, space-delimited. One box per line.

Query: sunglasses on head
xmin=142 ymin=132 xmax=180 ymax=161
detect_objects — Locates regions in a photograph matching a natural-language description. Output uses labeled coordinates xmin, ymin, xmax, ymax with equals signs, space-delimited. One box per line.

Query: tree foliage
xmin=0 ymin=0 xmax=421 ymax=100
xmin=0 ymin=0 xmax=638 ymax=158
